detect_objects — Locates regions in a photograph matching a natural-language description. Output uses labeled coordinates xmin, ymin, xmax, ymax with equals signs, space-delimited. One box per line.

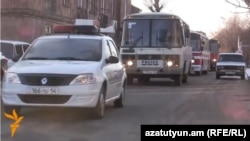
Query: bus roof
xmin=124 ymin=12 xmax=183 ymax=20
xmin=191 ymin=31 xmax=208 ymax=38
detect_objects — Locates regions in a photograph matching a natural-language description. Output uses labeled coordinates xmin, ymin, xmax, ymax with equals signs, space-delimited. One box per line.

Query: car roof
xmin=219 ymin=53 xmax=243 ymax=56
xmin=0 ymin=40 xmax=30 ymax=45
xmin=37 ymin=34 xmax=109 ymax=40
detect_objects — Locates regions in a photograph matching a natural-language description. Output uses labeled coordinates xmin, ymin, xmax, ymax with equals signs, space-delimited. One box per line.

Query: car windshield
xmin=218 ymin=54 xmax=244 ymax=62
xmin=22 ymin=38 xmax=102 ymax=61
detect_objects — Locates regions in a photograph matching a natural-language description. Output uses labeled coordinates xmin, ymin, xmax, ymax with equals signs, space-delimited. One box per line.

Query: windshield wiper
xmin=23 ymin=57 xmax=49 ymax=60
xmin=53 ymin=57 xmax=83 ymax=61
xmin=129 ymin=36 xmax=143 ymax=49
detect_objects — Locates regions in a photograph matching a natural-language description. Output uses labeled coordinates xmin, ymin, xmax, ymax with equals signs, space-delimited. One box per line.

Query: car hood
xmin=217 ymin=61 xmax=246 ymax=67
xmin=7 ymin=60 xmax=101 ymax=74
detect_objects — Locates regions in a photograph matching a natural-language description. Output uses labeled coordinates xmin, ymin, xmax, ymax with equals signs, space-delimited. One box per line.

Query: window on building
xmin=46 ymin=0 xmax=56 ymax=13
xmin=77 ymin=0 xmax=82 ymax=8
xmin=111 ymin=0 xmax=114 ymax=18
xmin=63 ymin=0 xmax=70 ymax=7
xmin=45 ymin=25 xmax=52 ymax=34
xmin=101 ymin=0 xmax=105 ymax=14
xmin=89 ymin=0 xmax=97 ymax=15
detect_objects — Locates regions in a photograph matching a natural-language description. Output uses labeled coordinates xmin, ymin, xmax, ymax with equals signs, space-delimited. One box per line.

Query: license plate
xmin=141 ymin=60 xmax=159 ymax=66
xmin=225 ymin=72 xmax=235 ymax=74
xmin=28 ymin=87 xmax=59 ymax=94
xmin=143 ymin=71 xmax=157 ymax=74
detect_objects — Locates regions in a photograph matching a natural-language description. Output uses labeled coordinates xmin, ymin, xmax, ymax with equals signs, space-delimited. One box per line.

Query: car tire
xmin=1 ymin=69 xmax=3 ymax=81
xmin=241 ymin=74 xmax=245 ymax=80
xmin=216 ymin=73 xmax=220 ymax=79
xmin=3 ymin=106 xmax=21 ymax=115
xmin=114 ymin=87 xmax=125 ymax=108
xmin=92 ymin=87 xmax=105 ymax=119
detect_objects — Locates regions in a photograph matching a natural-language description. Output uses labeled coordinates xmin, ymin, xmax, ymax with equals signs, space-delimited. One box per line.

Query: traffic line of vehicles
xmin=0 ymin=12 xmax=246 ymax=119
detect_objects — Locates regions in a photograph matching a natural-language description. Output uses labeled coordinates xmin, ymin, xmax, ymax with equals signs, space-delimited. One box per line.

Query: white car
xmin=1 ymin=52 xmax=8 ymax=81
xmin=2 ymin=25 xmax=127 ymax=119
xmin=216 ymin=53 xmax=246 ymax=80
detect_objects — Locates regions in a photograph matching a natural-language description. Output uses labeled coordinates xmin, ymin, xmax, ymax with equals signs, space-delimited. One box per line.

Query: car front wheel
xmin=92 ymin=87 xmax=105 ymax=119
xmin=114 ymin=87 xmax=125 ymax=108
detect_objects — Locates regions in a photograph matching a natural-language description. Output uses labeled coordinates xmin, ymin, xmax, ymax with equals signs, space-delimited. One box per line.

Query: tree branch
xmin=225 ymin=0 xmax=250 ymax=9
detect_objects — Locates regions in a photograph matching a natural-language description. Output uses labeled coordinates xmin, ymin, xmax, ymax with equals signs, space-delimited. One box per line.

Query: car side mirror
xmin=12 ymin=54 xmax=22 ymax=62
xmin=106 ymin=56 xmax=119 ymax=64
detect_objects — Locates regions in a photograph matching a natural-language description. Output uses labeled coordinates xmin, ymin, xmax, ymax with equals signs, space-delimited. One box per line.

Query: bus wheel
xmin=175 ymin=75 xmax=182 ymax=86
xmin=182 ymin=74 xmax=188 ymax=83
xmin=195 ymin=71 xmax=201 ymax=76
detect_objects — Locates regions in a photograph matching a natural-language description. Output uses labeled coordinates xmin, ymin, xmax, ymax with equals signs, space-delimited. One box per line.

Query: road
xmin=1 ymin=72 xmax=250 ymax=141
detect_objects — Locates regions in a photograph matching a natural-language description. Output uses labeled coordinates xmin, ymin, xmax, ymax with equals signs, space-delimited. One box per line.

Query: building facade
xmin=1 ymin=0 xmax=134 ymax=43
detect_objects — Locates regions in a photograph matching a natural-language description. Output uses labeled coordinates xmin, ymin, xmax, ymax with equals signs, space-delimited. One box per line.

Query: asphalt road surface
xmin=1 ymin=72 xmax=250 ymax=141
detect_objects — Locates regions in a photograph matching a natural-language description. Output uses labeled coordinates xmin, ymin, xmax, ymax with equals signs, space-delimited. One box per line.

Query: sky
xmin=131 ymin=0 xmax=249 ymax=38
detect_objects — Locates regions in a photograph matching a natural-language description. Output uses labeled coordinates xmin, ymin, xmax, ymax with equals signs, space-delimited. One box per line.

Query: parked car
xmin=0 ymin=40 xmax=30 ymax=68
xmin=216 ymin=53 xmax=246 ymax=80
xmin=1 ymin=25 xmax=127 ymax=119
xmin=1 ymin=52 xmax=8 ymax=81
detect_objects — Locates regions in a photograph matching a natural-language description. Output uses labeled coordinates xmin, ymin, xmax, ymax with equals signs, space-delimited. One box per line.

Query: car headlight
xmin=237 ymin=66 xmax=244 ymax=70
xmin=166 ymin=61 xmax=173 ymax=67
xmin=191 ymin=59 xmax=195 ymax=63
xmin=212 ymin=59 xmax=217 ymax=62
xmin=126 ymin=60 xmax=133 ymax=66
xmin=4 ymin=73 xmax=21 ymax=84
xmin=70 ymin=74 xmax=96 ymax=85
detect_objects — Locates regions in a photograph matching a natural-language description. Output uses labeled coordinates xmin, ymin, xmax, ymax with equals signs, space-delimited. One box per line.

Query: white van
xmin=0 ymin=40 xmax=30 ymax=80
xmin=0 ymin=40 xmax=30 ymax=67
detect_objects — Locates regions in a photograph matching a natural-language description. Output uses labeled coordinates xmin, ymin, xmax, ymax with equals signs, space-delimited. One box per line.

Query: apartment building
xmin=1 ymin=0 xmax=138 ymax=43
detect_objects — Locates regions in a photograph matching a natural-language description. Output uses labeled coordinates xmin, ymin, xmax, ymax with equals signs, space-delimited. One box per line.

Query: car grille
xmin=18 ymin=73 xmax=77 ymax=86
xmin=223 ymin=66 xmax=238 ymax=70
xmin=18 ymin=95 xmax=71 ymax=104
xmin=138 ymin=55 xmax=162 ymax=60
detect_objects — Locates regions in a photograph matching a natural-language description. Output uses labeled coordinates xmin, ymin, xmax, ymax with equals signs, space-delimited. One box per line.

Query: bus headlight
xmin=127 ymin=60 xmax=133 ymax=66
xmin=167 ymin=61 xmax=173 ymax=67
xmin=212 ymin=59 xmax=217 ymax=62
xmin=191 ymin=59 xmax=195 ymax=64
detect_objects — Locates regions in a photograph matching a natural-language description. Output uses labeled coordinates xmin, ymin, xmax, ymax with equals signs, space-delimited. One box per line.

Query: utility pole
xmin=115 ymin=0 xmax=122 ymax=47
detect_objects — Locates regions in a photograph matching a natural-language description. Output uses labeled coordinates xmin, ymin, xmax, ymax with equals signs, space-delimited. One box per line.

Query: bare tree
xmin=225 ymin=0 xmax=250 ymax=9
xmin=214 ymin=15 xmax=244 ymax=52
xmin=243 ymin=0 xmax=250 ymax=6
xmin=143 ymin=0 xmax=167 ymax=12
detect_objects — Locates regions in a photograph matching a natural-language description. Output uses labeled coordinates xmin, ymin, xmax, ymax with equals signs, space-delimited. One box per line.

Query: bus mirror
xmin=185 ymin=29 xmax=190 ymax=38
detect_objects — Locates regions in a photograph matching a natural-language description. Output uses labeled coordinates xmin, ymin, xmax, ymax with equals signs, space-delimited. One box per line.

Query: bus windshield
xmin=210 ymin=42 xmax=218 ymax=53
xmin=121 ymin=19 xmax=182 ymax=48
xmin=189 ymin=33 xmax=201 ymax=51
